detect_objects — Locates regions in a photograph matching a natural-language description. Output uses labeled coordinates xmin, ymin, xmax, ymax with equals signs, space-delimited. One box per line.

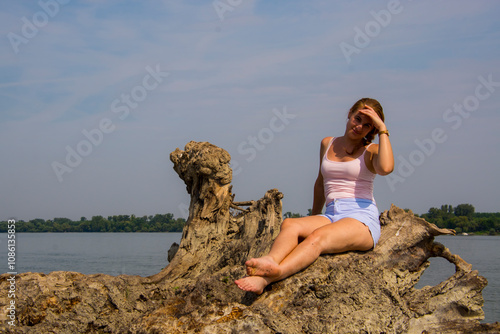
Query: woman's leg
xmin=273 ymin=217 xmax=373 ymax=280
xmin=235 ymin=217 xmax=374 ymax=294
xmin=245 ymin=215 xmax=331 ymax=276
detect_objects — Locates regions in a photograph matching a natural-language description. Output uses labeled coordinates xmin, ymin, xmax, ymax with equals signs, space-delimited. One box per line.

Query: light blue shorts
xmin=320 ymin=198 xmax=381 ymax=247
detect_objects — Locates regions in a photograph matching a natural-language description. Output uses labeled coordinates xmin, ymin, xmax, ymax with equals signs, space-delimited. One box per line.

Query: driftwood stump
xmin=1 ymin=141 xmax=498 ymax=333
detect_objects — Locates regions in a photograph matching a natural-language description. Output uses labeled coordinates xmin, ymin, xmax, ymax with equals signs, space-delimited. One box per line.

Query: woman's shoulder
xmin=366 ymin=142 xmax=379 ymax=154
xmin=319 ymin=137 xmax=334 ymax=158
xmin=321 ymin=136 xmax=334 ymax=146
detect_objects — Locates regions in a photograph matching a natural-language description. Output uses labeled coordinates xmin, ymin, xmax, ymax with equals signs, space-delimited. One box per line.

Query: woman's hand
xmin=358 ymin=105 xmax=386 ymax=132
xmin=359 ymin=105 xmax=394 ymax=175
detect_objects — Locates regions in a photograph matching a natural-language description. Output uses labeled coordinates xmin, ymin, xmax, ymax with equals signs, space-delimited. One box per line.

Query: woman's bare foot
xmin=245 ymin=256 xmax=280 ymax=277
xmin=234 ymin=276 xmax=270 ymax=295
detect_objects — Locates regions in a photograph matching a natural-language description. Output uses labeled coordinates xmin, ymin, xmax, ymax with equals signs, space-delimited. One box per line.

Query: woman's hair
xmin=348 ymin=97 xmax=384 ymax=145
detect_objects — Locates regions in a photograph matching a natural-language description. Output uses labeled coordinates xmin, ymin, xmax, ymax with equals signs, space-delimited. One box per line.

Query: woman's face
xmin=346 ymin=110 xmax=374 ymax=139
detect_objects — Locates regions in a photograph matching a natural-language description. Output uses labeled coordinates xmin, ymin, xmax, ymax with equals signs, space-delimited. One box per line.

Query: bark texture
xmin=1 ymin=141 xmax=498 ymax=333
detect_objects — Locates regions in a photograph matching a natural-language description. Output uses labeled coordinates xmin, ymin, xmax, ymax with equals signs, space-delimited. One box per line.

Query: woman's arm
xmin=311 ymin=137 xmax=331 ymax=215
xmin=358 ymin=106 xmax=394 ymax=176
xmin=372 ymin=129 xmax=394 ymax=175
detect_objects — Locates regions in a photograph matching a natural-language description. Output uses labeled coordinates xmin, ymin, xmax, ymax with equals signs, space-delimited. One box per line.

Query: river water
xmin=1 ymin=233 xmax=498 ymax=323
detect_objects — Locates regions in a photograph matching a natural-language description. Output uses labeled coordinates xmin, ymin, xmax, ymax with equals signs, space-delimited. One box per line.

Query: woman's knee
xmin=281 ymin=218 xmax=310 ymax=237
xmin=281 ymin=218 xmax=298 ymax=231
xmin=281 ymin=216 xmax=331 ymax=237
xmin=303 ymin=230 xmax=326 ymax=253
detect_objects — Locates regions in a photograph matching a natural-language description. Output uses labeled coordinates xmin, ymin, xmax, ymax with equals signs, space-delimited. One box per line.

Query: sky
xmin=1 ymin=0 xmax=499 ymax=222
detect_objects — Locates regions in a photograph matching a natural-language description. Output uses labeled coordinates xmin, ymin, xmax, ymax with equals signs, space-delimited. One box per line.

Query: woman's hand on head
xmin=358 ymin=105 xmax=386 ymax=132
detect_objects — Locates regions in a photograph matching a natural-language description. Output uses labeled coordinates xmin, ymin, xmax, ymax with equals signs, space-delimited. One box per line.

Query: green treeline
xmin=419 ymin=203 xmax=500 ymax=235
xmin=2 ymin=203 xmax=499 ymax=234
xmin=0 ymin=214 xmax=186 ymax=233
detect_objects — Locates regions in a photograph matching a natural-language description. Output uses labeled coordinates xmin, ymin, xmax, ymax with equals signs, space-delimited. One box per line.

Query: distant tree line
xmin=285 ymin=203 xmax=500 ymax=235
xmin=3 ymin=204 xmax=499 ymax=234
xmin=0 ymin=214 xmax=186 ymax=233
xmin=419 ymin=204 xmax=500 ymax=235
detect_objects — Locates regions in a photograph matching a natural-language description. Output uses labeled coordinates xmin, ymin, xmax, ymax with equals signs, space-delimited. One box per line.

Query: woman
xmin=235 ymin=98 xmax=394 ymax=294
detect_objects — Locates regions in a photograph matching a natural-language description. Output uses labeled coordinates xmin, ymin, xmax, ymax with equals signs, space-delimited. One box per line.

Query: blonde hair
xmin=348 ymin=98 xmax=384 ymax=145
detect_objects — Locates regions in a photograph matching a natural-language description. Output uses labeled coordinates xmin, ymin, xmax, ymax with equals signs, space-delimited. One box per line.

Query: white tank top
xmin=321 ymin=137 xmax=376 ymax=204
